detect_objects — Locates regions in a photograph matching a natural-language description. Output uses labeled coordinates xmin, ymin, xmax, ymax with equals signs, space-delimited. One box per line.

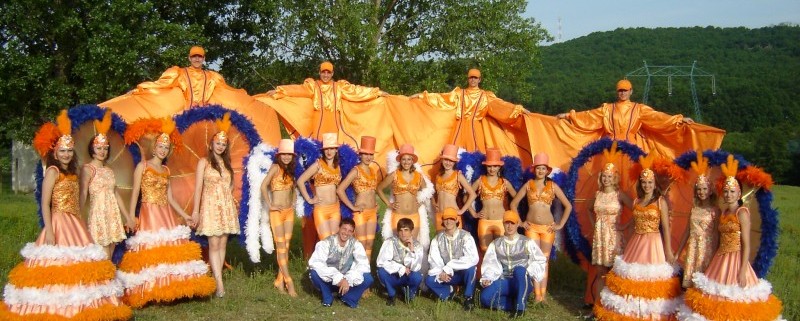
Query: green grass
xmin=1 ymin=186 xmax=797 ymax=320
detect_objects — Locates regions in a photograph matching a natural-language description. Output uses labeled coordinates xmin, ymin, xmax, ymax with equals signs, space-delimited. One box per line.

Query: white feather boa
xmin=691 ymin=272 xmax=773 ymax=303
xmin=3 ymin=280 xmax=124 ymax=307
xmin=125 ymin=225 xmax=192 ymax=249
xmin=382 ymin=150 xmax=434 ymax=248
xmin=599 ymin=288 xmax=682 ymax=318
xmin=676 ymin=302 xmax=786 ymax=321
xmin=611 ymin=255 xmax=678 ymax=281
xmin=116 ymin=260 xmax=209 ymax=289
xmin=245 ymin=143 xmax=276 ymax=263
xmin=20 ymin=243 xmax=107 ymax=263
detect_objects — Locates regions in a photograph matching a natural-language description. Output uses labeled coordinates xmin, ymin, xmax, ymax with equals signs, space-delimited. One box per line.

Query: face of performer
xmin=323 ymin=147 xmax=337 ymax=161
xmin=468 ymin=76 xmax=481 ymax=88
xmin=360 ymin=153 xmax=373 ymax=165
xmin=617 ymin=89 xmax=632 ymax=102
xmin=212 ymin=140 xmax=227 ymax=156
xmin=190 ymin=54 xmax=205 ymax=69
xmin=487 ymin=165 xmax=500 ymax=176
xmin=696 ymin=184 xmax=710 ymax=201
xmin=442 ymin=217 xmax=458 ymax=233
xmin=319 ymin=70 xmax=333 ymax=83
xmin=722 ymin=187 xmax=740 ymax=205
xmin=600 ymin=171 xmax=615 ymax=188
xmin=154 ymin=142 xmax=170 ymax=160
xmin=279 ymin=153 xmax=294 ymax=165
xmin=400 ymin=155 xmax=414 ymax=170
xmin=442 ymin=159 xmax=455 ymax=170
xmin=503 ymin=220 xmax=518 ymax=236
xmin=640 ymin=178 xmax=655 ymax=195
xmin=398 ymin=227 xmax=414 ymax=245
xmin=92 ymin=144 xmax=109 ymax=162
xmin=534 ymin=165 xmax=549 ymax=179
xmin=337 ymin=223 xmax=355 ymax=243
xmin=55 ymin=146 xmax=74 ymax=166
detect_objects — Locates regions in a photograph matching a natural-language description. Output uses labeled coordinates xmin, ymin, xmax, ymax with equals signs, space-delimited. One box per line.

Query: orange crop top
xmin=435 ymin=171 xmax=460 ymax=196
xmin=313 ymin=160 xmax=341 ymax=187
xmin=352 ymin=165 xmax=378 ymax=193
xmin=527 ymin=180 xmax=554 ymax=205
xmin=479 ymin=176 xmax=506 ymax=201
xmin=270 ymin=168 xmax=294 ymax=191
xmin=392 ymin=171 xmax=421 ymax=195
xmin=717 ymin=208 xmax=745 ymax=254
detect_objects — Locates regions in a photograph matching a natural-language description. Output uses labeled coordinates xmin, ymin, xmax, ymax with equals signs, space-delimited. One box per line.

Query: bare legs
xmin=208 ymin=235 xmax=229 ymax=297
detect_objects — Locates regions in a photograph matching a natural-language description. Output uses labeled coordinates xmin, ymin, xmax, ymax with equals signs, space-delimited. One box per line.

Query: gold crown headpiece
xmin=720 ymin=154 xmax=740 ymax=192
xmin=602 ymin=141 xmax=621 ymax=174
xmin=92 ymin=110 xmax=112 ymax=147
xmin=691 ymin=152 xmax=710 ymax=188
xmin=638 ymin=153 xmax=655 ymax=181
xmin=213 ymin=112 xmax=232 ymax=144
xmin=55 ymin=110 xmax=74 ymax=150
xmin=157 ymin=117 xmax=176 ymax=146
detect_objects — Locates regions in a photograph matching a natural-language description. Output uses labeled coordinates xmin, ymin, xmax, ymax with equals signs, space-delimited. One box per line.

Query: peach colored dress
xmin=86 ymin=164 xmax=127 ymax=246
xmin=116 ymin=164 xmax=215 ymax=308
xmin=0 ymin=167 xmax=131 ymax=320
xmin=594 ymin=198 xmax=682 ymax=321
xmin=196 ymin=164 xmax=240 ymax=236
xmin=591 ymin=191 xmax=622 ymax=267
xmin=681 ymin=206 xmax=715 ymax=288
xmin=678 ymin=207 xmax=783 ymax=321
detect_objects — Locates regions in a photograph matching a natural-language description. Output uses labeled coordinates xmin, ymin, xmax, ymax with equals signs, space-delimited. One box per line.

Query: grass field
xmin=0 ymin=185 xmax=797 ymax=320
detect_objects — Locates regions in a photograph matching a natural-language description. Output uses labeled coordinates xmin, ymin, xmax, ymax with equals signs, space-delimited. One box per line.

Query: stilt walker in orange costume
xmin=116 ymin=118 xmax=215 ymax=308
xmin=509 ymin=153 xmax=572 ymax=303
xmin=433 ymin=144 xmax=477 ymax=233
xmin=0 ymin=110 xmax=132 ymax=321
xmin=469 ymin=148 xmax=519 ymax=252
xmin=337 ymin=136 xmax=383 ymax=259
xmin=297 ymin=133 xmax=343 ymax=250
xmin=676 ymin=155 xmax=784 ymax=321
xmin=261 ymin=139 xmax=299 ymax=297
xmin=191 ymin=113 xmax=241 ymax=298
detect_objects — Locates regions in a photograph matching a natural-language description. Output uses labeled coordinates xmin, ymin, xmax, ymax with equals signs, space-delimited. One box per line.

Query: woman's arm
xmin=79 ymin=164 xmax=94 ymax=220
xmin=191 ymin=159 xmax=207 ymax=224
xmin=337 ymin=168 xmax=360 ymax=211
xmin=468 ymin=179 xmax=481 ymax=218
xmin=260 ymin=165 xmax=279 ymax=211
xmin=40 ymin=167 xmax=59 ymax=244
xmin=128 ymin=163 xmax=145 ymax=225
xmin=457 ymin=173 xmax=477 ymax=215
xmin=296 ymin=162 xmax=320 ymax=203
xmin=737 ymin=207 xmax=752 ymax=286
xmin=376 ymin=171 xmax=395 ymax=209
xmin=659 ymin=197 xmax=674 ymax=263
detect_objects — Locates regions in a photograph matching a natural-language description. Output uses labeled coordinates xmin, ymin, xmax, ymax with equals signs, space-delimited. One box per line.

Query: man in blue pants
xmin=308 ymin=218 xmax=373 ymax=308
xmin=376 ymin=218 xmax=424 ymax=306
xmin=426 ymin=208 xmax=480 ymax=310
xmin=479 ymin=211 xmax=546 ymax=318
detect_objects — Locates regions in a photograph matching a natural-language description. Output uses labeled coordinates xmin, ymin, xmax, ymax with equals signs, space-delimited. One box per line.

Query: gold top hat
xmin=482 ymin=148 xmax=504 ymax=166
xmin=439 ymin=144 xmax=459 ymax=162
xmin=359 ymin=136 xmax=376 ymax=154
xmin=321 ymin=132 xmax=339 ymax=149
xmin=396 ymin=144 xmax=418 ymax=163
xmin=277 ymin=139 xmax=295 ymax=155
xmin=532 ymin=152 xmax=552 ymax=174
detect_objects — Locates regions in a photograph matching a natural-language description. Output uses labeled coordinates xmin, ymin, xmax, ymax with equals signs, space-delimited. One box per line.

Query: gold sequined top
xmin=141 ymin=165 xmax=169 ymax=205
xmin=479 ymin=176 xmax=506 ymax=201
xmin=313 ymin=160 xmax=341 ymax=187
xmin=270 ymin=167 xmax=294 ymax=191
xmin=49 ymin=167 xmax=79 ymax=215
xmin=392 ymin=171 xmax=421 ymax=195
xmin=435 ymin=171 xmax=460 ymax=196
xmin=352 ymin=165 xmax=378 ymax=193
xmin=717 ymin=209 xmax=744 ymax=254
xmin=632 ymin=199 xmax=661 ymax=234
xmin=527 ymin=180 xmax=554 ymax=205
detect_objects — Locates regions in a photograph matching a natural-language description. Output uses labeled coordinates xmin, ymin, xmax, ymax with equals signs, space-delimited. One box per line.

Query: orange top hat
xmin=482 ymin=148 xmax=504 ymax=166
xmin=441 ymin=207 xmax=459 ymax=220
xmin=503 ymin=211 xmax=520 ymax=224
xmin=532 ymin=152 xmax=552 ymax=173
xmin=189 ymin=46 xmax=205 ymax=57
xmin=321 ymin=132 xmax=338 ymax=149
xmin=616 ymin=79 xmax=632 ymax=91
xmin=396 ymin=143 xmax=418 ymax=163
xmin=277 ymin=139 xmax=295 ymax=155
xmin=320 ymin=61 xmax=334 ymax=72
xmin=439 ymin=144 xmax=459 ymax=162
xmin=359 ymin=136 xmax=376 ymax=154
xmin=468 ymin=68 xmax=481 ymax=78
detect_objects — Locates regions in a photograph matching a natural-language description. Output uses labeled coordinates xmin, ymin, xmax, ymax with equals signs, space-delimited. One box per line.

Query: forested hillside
xmin=517 ymin=25 xmax=800 ymax=184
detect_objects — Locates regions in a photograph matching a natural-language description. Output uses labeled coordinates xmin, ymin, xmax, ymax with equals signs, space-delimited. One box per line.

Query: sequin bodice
xmin=436 ymin=171 xmax=460 ymax=196
xmin=270 ymin=167 xmax=294 ymax=191
xmin=313 ymin=160 xmax=341 ymax=187
xmin=689 ymin=207 xmax=715 ymax=238
xmin=479 ymin=176 xmax=506 ymax=201
xmin=594 ymin=191 xmax=621 ymax=216
xmin=392 ymin=171 xmax=421 ymax=195
xmin=352 ymin=165 xmax=378 ymax=193
xmin=527 ymin=180 xmax=554 ymax=205
xmin=632 ymin=200 xmax=660 ymax=234
xmin=141 ymin=165 xmax=169 ymax=205
xmin=51 ymin=169 xmax=79 ymax=215
xmin=718 ymin=209 xmax=743 ymax=254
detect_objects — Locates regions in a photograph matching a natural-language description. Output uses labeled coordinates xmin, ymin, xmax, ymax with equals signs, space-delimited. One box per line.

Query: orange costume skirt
xmin=116 ymin=203 xmax=216 ymax=308
xmin=0 ymin=210 xmax=132 ymax=320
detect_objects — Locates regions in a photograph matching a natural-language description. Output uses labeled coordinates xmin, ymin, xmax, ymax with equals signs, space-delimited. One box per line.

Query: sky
xmin=525 ymin=0 xmax=800 ymax=43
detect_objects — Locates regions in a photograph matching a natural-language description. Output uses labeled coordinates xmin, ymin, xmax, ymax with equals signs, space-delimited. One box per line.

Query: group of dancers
xmin=0 ymin=45 xmax=784 ymax=320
